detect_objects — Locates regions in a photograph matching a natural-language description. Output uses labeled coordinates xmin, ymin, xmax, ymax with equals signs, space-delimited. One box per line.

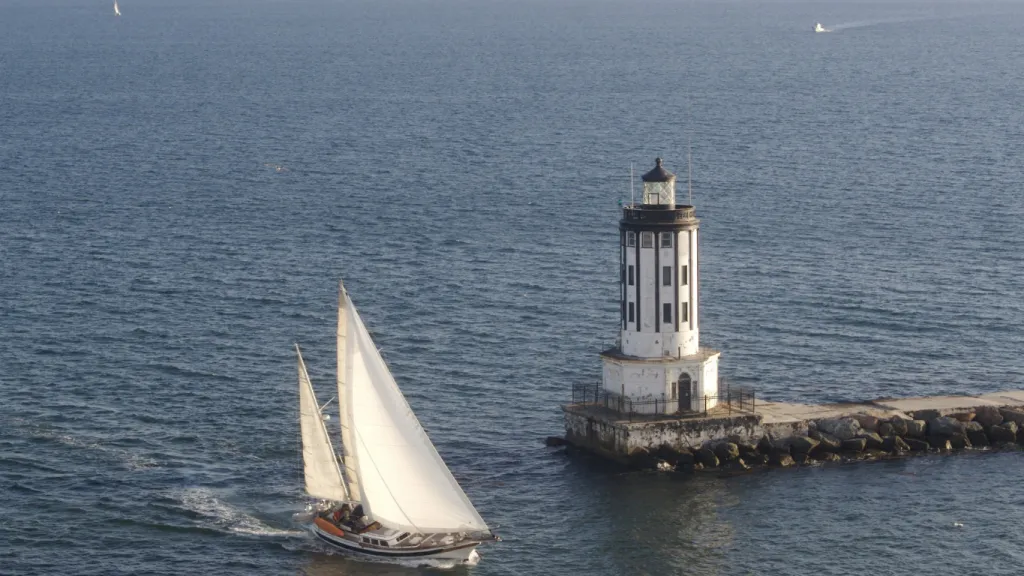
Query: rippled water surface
xmin=3 ymin=0 xmax=1024 ymax=574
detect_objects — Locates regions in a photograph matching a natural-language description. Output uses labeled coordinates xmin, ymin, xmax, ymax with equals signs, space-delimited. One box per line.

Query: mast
xmin=336 ymin=280 xmax=361 ymax=502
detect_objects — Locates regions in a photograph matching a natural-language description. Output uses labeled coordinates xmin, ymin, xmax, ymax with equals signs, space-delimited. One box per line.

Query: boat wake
xmin=829 ymin=16 xmax=930 ymax=31
xmin=174 ymin=487 xmax=305 ymax=538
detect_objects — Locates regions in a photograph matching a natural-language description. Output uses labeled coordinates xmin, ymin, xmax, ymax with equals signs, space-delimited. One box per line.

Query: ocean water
xmin=3 ymin=0 xmax=1024 ymax=574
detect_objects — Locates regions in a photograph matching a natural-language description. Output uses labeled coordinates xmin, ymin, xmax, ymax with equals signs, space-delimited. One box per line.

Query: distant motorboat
xmin=114 ymin=0 xmax=121 ymax=16
xmin=814 ymin=22 xmax=831 ymax=33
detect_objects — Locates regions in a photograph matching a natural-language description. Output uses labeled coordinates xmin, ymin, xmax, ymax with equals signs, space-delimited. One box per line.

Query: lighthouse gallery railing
xmin=569 ymin=382 xmax=756 ymax=421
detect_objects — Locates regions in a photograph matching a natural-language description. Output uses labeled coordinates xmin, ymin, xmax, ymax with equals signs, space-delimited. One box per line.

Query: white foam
xmin=175 ymin=487 xmax=305 ymax=537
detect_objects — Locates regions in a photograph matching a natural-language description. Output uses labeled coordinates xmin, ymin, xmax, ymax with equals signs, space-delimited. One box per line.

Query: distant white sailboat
xmin=292 ymin=281 xmax=497 ymax=564
xmin=113 ymin=0 xmax=120 ymax=16
xmin=814 ymin=22 xmax=831 ymax=33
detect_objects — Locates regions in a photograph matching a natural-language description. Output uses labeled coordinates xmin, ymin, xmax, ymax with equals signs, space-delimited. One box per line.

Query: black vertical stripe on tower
xmin=654 ymin=236 xmax=660 ymax=333
xmin=634 ymin=233 xmax=641 ymax=331
xmin=674 ymin=231 xmax=680 ymax=332
xmin=620 ymin=231 xmax=625 ymax=329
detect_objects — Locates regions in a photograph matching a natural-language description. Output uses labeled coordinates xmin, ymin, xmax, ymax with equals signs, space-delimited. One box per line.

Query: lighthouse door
xmin=677 ymin=373 xmax=692 ymax=412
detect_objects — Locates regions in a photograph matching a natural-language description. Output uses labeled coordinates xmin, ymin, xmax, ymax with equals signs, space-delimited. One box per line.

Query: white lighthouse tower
xmin=600 ymin=158 xmax=721 ymax=413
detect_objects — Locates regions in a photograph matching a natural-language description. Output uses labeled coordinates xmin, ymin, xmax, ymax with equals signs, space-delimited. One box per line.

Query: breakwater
xmin=559 ymin=391 xmax=1024 ymax=472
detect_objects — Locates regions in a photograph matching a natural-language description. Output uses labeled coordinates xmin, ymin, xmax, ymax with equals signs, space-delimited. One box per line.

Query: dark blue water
xmin=4 ymin=0 xmax=1024 ymax=573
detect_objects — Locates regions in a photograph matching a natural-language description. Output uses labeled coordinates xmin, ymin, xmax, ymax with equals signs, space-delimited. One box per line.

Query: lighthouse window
xmin=663 ymin=303 xmax=672 ymax=324
xmin=681 ymin=265 xmax=688 ymax=286
xmin=641 ymin=232 xmax=654 ymax=248
xmin=681 ymin=303 xmax=689 ymax=322
xmin=661 ymin=232 xmax=673 ymax=248
xmin=626 ymin=231 xmax=636 ymax=247
xmin=662 ymin=266 xmax=672 ymax=286
xmin=628 ymin=302 xmax=635 ymax=323
xmin=628 ymin=265 xmax=634 ymax=286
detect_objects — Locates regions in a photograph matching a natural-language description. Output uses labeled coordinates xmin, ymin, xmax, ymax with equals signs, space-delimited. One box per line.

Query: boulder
xmin=878 ymin=422 xmax=895 ymax=437
xmin=858 ymin=432 xmax=884 ymax=450
xmin=713 ymin=442 xmax=740 ymax=463
xmin=950 ymin=412 xmax=975 ymax=423
xmin=927 ymin=436 xmax=952 ymax=451
xmin=810 ymin=430 xmax=843 ymax=452
xmin=816 ymin=418 xmax=862 ymax=441
xmin=726 ymin=458 xmax=752 ymax=473
xmin=675 ymin=450 xmax=696 ymax=466
xmin=904 ymin=438 xmax=930 ymax=451
xmin=964 ymin=422 xmax=989 ymax=447
xmin=653 ymin=444 xmax=683 ymax=465
xmin=841 ymin=437 xmax=867 ymax=452
xmin=906 ymin=420 xmax=927 ymax=438
xmin=695 ymin=447 xmax=719 ymax=468
xmin=999 ymin=409 xmax=1024 ymax=427
xmin=912 ymin=409 xmax=942 ymax=422
xmin=748 ymin=453 xmax=770 ymax=466
xmin=793 ymin=453 xmax=811 ymax=465
xmin=948 ymin=433 xmax=971 ymax=450
xmin=734 ymin=440 xmax=759 ymax=458
xmin=790 ymin=436 xmax=820 ymax=455
xmin=812 ymin=451 xmax=841 ymax=463
xmin=974 ymin=406 xmax=1003 ymax=429
xmin=757 ymin=435 xmax=774 ymax=455
xmin=627 ymin=448 xmax=658 ymax=469
xmin=989 ymin=422 xmax=1018 ymax=444
xmin=881 ymin=435 xmax=910 ymax=452
xmin=544 ymin=436 xmax=569 ymax=447
xmin=852 ymin=414 xmax=880 ymax=432
xmin=889 ymin=417 xmax=909 ymax=437
xmin=769 ymin=452 xmax=795 ymax=467
xmin=864 ymin=448 xmax=889 ymax=459
xmin=928 ymin=416 xmax=964 ymax=437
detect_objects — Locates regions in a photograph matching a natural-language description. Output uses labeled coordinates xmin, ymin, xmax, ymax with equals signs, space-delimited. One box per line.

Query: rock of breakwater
xmin=653 ymin=444 xmax=684 ymax=466
xmin=928 ymin=437 xmax=953 ymax=451
xmin=989 ymin=421 xmax=1018 ymax=444
xmin=859 ymin=432 xmax=884 ymax=450
xmin=812 ymin=451 xmax=841 ymax=463
xmin=881 ymin=435 xmax=910 ymax=453
xmin=544 ymin=436 xmax=569 ymax=447
xmin=964 ymin=422 xmax=989 ymax=447
xmin=912 ymin=409 xmax=942 ymax=422
xmin=878 ymin=422 xmax=894 ymax=437
xmin=842 ymin=438 xmax=867 ymax=452
xmin=769 ymin=452 xmax=795 ymax=467
xmin=889 ymin=417 xmax=909 ymax=437
xmin=809 ymin=429 xmax=842 ymax=452
xmin=906 ymin=419 xmax=927 ymax=438
xmin=928 ymin=416 xmax=965 ymax=437
xmin=627 ymin=448 xmax=658 ymax=470
xmin=999 ymin=409 xmax=1024 ymax=427
xmin=729 ymin=437 xmax=759 ymax=458
xmin=713 ymin=442 xmax=740 ymax=463
xmin=817 ymin=418 xmax=861 ymax=441
xmin=948 ymin=433 xmax=971 ymax=450
xmin=790 ymin=436 xmax=819 ymax=455
xmin=974 ymin=406 xmax=1003 ymax=429
xmin=757 ymin=435 xmax=774 ymax=455
xmin=695 ymin=447 xmax=719 ymax=468
xmin=851 ymin=414 xmax=880 ymax=432
xmin=904 ymin=438 xmax=930 ymax=451
xmin=950 ymin=412 xmax=975 ymax=423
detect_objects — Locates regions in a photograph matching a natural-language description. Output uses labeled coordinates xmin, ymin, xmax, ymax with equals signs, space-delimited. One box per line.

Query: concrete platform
xmin=563 ymin=390 xmax=1024 ymax=461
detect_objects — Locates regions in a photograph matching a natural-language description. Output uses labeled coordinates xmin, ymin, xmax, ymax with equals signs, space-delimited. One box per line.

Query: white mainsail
xmin=341 ymin=292 xmax=489 ymax=535
xmin=113 ymin=0 xmax=120 ymax=16
xmin=297 ymin=345 xmax=348 ymax=502
xmin=336 ymin=283 xmax=361 ymax=503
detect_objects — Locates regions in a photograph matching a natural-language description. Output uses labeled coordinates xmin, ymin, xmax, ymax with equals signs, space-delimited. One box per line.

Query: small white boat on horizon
xmin=114 ymin=0 xmax=120 ymax=16
xmin=814 ymin=22 xmax=831 ymax=33
xmin=293 ymin=281 xmax=497 ymax=564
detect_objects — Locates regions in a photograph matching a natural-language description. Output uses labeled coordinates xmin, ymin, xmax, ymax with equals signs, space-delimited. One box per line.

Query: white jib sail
xmin=344 ymin=295 xmax=489 ymax=535
xmin=297 ymin=345 xmax=348 ymax=502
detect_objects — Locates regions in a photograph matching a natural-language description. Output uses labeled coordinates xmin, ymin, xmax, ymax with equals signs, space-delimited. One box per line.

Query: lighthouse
xmin=600 ymin=158 xmax=721 ymax=413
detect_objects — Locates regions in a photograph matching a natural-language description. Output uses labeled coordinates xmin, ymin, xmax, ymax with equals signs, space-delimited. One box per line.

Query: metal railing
xmin=569 ymin=382 xmax=756 ymax=421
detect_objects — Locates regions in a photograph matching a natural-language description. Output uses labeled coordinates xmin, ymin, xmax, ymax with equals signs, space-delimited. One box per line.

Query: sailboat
xmin=293 ymin=281 xmax=496 ymax=563
xmin=113 ymin=0 xmax=120 ymax=16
